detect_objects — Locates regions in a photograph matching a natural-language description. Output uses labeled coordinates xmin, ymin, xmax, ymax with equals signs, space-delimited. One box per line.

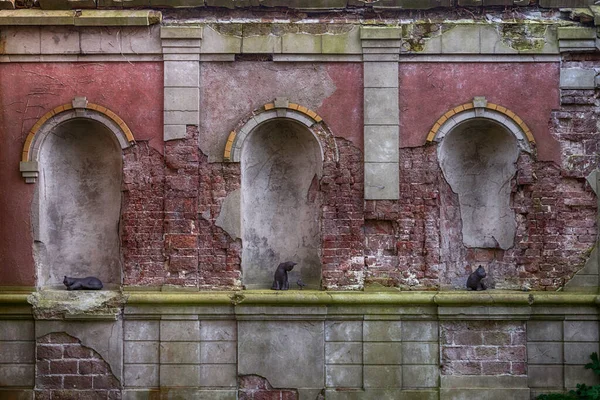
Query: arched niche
xmin=438 ymin=119 xmax=520 ymax=250
xmin=33 ymin=117 xmax=125 ymax=289
xmin=241 ymin=119 xmax=323 ymax=289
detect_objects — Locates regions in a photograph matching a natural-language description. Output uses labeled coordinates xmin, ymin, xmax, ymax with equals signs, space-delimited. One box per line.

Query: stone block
xmin=364 ymin=162 xmax=400 ymax=200
xmin=74 ymin=10 xmax=156 ymax=27
xmin=402 ymin=321 xmax=438 ymax=342
xmin=403 ymin=365 xmax=438 ymax=388
xmin=200 ymin=25 xmax=242 ymax=54
xmin=161 ymin=26 xmax=203 ymax=39
xmin=121 ymin=25 xmax=162 ymax=54
xmin=80 ymin=27 xmax=119 ymax=54
xmin=364 ymin=62 xmax=399 ymax=88
xmin=200 ymin=320 xmax=236 ymax=341
xmin=282 ymin=33 xmax=322 ymax=53
xmin=0 ymin=27 xmax=41 ymax=54
xmin=40 ymin=27 xmax=80 ymax=54
xmin=124 ymin=341 xmax=159 ymax=364
xmin=364 ymin=88 xmax=398 ymax=125
xmin=363 ymin=320 xmax=402 ymax=342
xmin=160 ymin=319 xmax=200 ymax=341
xmin=565 ymin=364 xmax=600 ymax=388
xmin=0 ymin=365 xmax=34 ymax=387
xmin=160 ymin=365 xmax=200 ymax=387
xmin=527 ymin=320 xmax=562 ymax=341
xmin=360 ymin=27 xmax=402 ymax=40
xmin=242 ymin=35 xmax=282 ymax=53
xmin=326 ymin=342 xmax=363 ymax=364
xmin=560 ymin=68 xmax=596 ymax=89
xmin=0 ymin=320 xmax=34 ymax=341
xmin=402 ymin=343 xmax=438 ymax=365
xmin=564 ymin=342 xmax=599 ymax=364
xmin=439 ymin=388 xmax=530 ymax=400
xmin=124 ymin=364 xmax=159 ymax=388
xmin=238 ymin=321 xmax=324 ymax=389
xmin=557 ymin=27 xmax=596 ymax=39
xmin=124 ymin=320 xmax=159 ymax=341
xmin=164 ymin=87 xmax=199 ymax=111
xmin=164 ymin=125 xmax=188 ymax=141
xmin=441 ymin=25 xmax=480 ymax=54
xmin=325 ymin=321 xmax=362 ymax=342
xmin=364 ymin=342 xmax=402 ymax=365
xmin=322 ymin=27 xmax=362 ymax=54
xmin=200 ymin=341 xmax=236 ymax=364
xmin=527 ymin=342 xmax=563 ymax=364
xmin=564 ymin=321 xmax=599 ymax=342
xmin=364 ymin=365 xmax=402 ymax=388
xmin=326 ymin=365 xmax=363 ymax=388
xmin=160 ymin=342 xmax=200 ymax=364
xmin=0 ymin=343 xmax=33 ymax=364
xmin=198 ymin=364 xmax=237 ymax=387
xmin=364 ymin=126 xmax=399 ymax=163
xmin=164 ymin=110 xmax=199 ymax=125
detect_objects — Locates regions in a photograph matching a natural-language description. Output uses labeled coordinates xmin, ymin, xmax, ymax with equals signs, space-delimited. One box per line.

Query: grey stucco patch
xmin=215 ymin=189 xmax=241 ymax=240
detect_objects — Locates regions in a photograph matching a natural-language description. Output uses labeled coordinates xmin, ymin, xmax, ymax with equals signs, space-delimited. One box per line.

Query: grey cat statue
xmin=63 ymin=276 xmax=103 ymax=290
xmin=466 ymin=266 xmax=487 ymax=291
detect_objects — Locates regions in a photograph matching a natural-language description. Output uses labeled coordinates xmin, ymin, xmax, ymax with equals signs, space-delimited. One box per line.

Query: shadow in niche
xmin=241 ymin=119 xmax=323 ymax=290
xmin=34 ymin=118 xmax=123 ymax=289
xmin=438 ymin=119 xmax=519 ymax=250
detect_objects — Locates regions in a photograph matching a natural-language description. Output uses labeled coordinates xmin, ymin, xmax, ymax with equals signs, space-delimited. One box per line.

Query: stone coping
xmin=1 ymin=290 xmax=599 ymax=307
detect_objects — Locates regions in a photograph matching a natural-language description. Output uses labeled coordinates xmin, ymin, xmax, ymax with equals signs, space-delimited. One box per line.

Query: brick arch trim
xmin=427 ymin=98 xmax=535 ymax=153
xmin=223 ymin=99 xmax=338 ymax=163
xmin=19 ymin=97 xmax=135 ymax=183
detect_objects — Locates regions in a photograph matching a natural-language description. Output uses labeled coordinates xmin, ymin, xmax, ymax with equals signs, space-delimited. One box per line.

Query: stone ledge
xmin=3 ymin=290 xmax=600 ymax=308
xmin=0 ymin=9 xmax=161 ymax=26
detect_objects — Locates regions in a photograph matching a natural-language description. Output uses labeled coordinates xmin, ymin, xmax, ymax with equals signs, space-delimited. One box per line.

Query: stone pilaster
xmin=361 ymin=27 xmax=400 ymax=200
xmin=161 ymin=26 xmax=202 ymax=141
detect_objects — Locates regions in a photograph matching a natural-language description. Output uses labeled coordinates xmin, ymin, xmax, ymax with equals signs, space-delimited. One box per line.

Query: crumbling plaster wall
xmin=0 ymin=62 xmax=163 ymax=287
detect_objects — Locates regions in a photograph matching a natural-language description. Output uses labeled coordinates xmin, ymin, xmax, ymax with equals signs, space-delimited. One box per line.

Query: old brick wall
xmin=35 ymin=332 xmax=120 ymax=399
xmin=122 ymin=126 xmax=242 ymax=289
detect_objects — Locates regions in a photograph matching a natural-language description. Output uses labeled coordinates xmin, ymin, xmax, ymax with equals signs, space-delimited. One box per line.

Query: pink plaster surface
xmin=0 ymin=62 xmax=163 ymax=286
xmin=317 ymin=63 xmax=364 ymax=150
xmin=399 ymin=63 xmax=560 ymax=163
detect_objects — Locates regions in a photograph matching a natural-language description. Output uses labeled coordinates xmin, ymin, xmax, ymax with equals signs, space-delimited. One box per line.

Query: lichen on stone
xmin=499 ymin=23 xmax=548 ymax=51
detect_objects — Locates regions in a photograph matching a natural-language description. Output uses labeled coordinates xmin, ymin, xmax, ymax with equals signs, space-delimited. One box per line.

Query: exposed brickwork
xmin=197 ymin=140 xmax=242 ymax=290
xmin=364 ymin=145 xmax=441 ymax=289
xmin=164 ymin=125 xmax=201 ymax=287
xmin=441 ymin=321 xmax=527 ymax=376
xmin=122 ymin=142 xmax=166 ymax=287
xmin=35 ymin=332 xmax=120 ymax=400
xmin=122 ymin=126 xmax=242 ymax=289
xmin=238 ymin=375 xmax=298 ymax=400
xmin=320 ymin=138 xmax=365 ymax=290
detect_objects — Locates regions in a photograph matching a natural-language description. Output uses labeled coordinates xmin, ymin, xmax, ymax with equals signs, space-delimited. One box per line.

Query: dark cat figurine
xmin=271 ymin=261 xmax=296 ymax=290
xmin=466 ymin=266 xmax=487 ymax=291
xmin=63 ymin=276 xmax=103 ymax=290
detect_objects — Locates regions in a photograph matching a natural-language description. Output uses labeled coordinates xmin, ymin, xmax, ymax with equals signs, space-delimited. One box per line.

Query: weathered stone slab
xmin=364 ymin=365 xmax=402 ymax=388
xmin=326 ymin=365 xmax=363 ymax=388
xmin=238 ymin=321 xmax=324 ymax=389
xmin=564 ymin=320 xmax=599 ymax=341
xmin=528 ymin=365 xmax=563 ymax=388
xmin=124 ymin=341 xmax=159 ymax=364
xmin=363 ymin=320 xmax=402 ymax=341
xmin=528 ymin=342 xmax=563 ymax=364
xmin=364 ymin=162 xmax=400 ymax=200
xmin=325 ymin=320 xmax=362 ymax=342
xmin=198 ymin=364 xmax=237 ymax=387
xmin=364 ymin=126 xmax=399 ymax=163
xmin=124 ymin=364 xmax=159 ymax=387
xmin=0 ymin=320 xmax=34 ymax=341
xmin=0 ymin=365 xmax=34 ymax=387
xmin=560 ymin=68 xmax=596 ymax=89
xmin=326 ymin=342 xmax=363 ymax=364
xmin=402 ymin=321 xmax=438 ymax=342
xmin=160 ymin=319 xmax=200 ymax=341
xmin=527 ymin=320 xmax=563 ymax=341
xmin=200 ymin=341 xmax=236 ymax=363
